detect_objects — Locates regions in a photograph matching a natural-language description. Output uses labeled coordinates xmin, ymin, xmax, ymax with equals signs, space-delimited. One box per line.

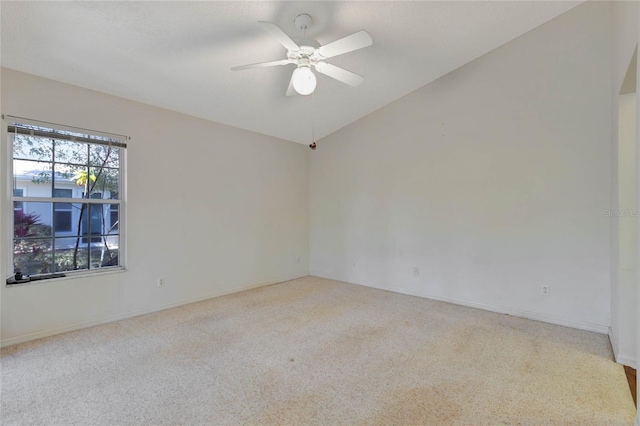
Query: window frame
xmin=4 ymin=115 xmax=127 ymax=283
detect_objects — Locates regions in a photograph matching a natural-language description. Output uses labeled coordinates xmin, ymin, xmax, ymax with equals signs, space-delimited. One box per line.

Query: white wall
xmin=0 ymin=68 xmax=309 ymax=347
xmin=309 ymin=1 xmax=612 ymax=332
xmin=614 ymin=92 xmax=638 ymax=367
xmin=610 ymin=0 xmax=639 ymax=369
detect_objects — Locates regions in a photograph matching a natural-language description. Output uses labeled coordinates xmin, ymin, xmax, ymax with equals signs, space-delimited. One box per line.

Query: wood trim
xmin=624 ymin=366 xmax=636 ymax=407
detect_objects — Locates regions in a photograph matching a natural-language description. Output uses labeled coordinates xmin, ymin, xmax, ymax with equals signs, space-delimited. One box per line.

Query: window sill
xmin=5 ymin=267 xmax=127 ymax=288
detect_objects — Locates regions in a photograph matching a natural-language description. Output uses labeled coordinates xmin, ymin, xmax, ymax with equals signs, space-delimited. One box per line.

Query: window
xmin=8 ymin=116 xmax=127 ymax=278
xmin=13 ymin=189 xmax=24 ymax=213
xmin=53 ymin=188 xmax=73 ymax=232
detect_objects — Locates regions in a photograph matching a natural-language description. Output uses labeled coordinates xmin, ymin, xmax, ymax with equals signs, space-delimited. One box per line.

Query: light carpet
xmin=1 ymin=276 xmax=636 ymax=425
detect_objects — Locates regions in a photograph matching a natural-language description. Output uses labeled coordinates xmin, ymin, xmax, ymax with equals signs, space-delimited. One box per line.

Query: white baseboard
xmin=313 ymin=272 xmax=609 ymax=334
xmin=615 ymin=354 xmax=638 ymax=369
xmin=608 ymin=327 xmax=638 ymax=368
xmin=1 ymin=274 xmax=308 ymax=348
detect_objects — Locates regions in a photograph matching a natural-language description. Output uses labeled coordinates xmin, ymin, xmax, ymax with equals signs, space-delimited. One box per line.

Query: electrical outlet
xmin=541 ymin=285 xmax=550 ymax=296
xmin=353 ymin=261 xmax=356 ymax=268
xmin=295 ymin=256 xmax=300 ymax=264
xmin=413 ymin=267 xmax=420 ymax=277
xmin=158 ymin=277 xmax=165 ymax=288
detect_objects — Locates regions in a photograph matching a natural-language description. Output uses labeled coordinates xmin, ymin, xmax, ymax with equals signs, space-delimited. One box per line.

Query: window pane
xmin=13 ymin=238 xmax=53 ymax=276
xmin=13 ymin=159 xmax=53 ymax=196
xmin=14 ymin=202 xmax=52 ymax=238
xmin=90 ymin=204 xmax=105 ymax=234
xmin=89 ymin=167 xmax=119 ymax=199
xmin=80 ymin=204 xmax=104 ymax=241
xmin=52 ymin=191 xmax=74 ymax=234
xmin=54 ymin=139 xmax=88 ymax=165
xmin=109 ymin=203 xmax=119 ymax=232
xmin=91 ymin=144 xmax=119 ymax=169
xmin=90 ymin=236 xmax=119 ymax=269
xmin=54 ymin=164 xmax=86 ymax=194
xmin=54 ymin=237 xmax=88 ymax=272
xmin=13 ymin=134 xmax=53 ymax=161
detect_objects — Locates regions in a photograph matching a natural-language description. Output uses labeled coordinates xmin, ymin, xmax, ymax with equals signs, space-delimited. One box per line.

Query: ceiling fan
xmin=231 ymin=14 xmax=373 ymax=96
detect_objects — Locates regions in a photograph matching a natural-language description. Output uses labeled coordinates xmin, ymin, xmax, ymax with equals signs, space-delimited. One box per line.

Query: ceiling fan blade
xmin=286 ymin=73 xmax=297 ymax=96
xmin=315 ymin=62 xmax=364 ymax=87
xmin=258 ymin=21 xmax=300 ymax=52
xmin=317 ymin=30 xmax=372 ymax=59
xmin=231 ymin=59 xmax=290 ymax=71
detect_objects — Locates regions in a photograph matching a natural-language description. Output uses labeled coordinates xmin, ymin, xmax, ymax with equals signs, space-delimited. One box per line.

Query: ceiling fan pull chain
xmin=310 ymin=91 xmax=317 ymax=150
xmin=312 ymin=91 xmax=315 ymax=142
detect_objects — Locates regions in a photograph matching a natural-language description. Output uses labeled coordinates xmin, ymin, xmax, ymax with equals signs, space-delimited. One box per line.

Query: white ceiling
xmin=1 ymin=1 xmax=581 ymax=144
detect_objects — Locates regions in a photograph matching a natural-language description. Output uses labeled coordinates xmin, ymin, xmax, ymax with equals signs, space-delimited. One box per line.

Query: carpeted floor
xmin=1 ymin=276 xmax=636 ymax=425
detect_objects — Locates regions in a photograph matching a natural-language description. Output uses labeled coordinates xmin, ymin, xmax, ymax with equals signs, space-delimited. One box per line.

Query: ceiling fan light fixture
xmin=292 ymin=66 xmax=316 ymax=95
xmin=232 ymin=18 xmax=372 ymax=97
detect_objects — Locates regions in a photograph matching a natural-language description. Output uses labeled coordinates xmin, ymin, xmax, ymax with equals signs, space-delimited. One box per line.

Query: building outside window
xmin=53 ymin=188 xmax=73 ymax=233
xmin=13 ymin=189 xmax=23 ymax=213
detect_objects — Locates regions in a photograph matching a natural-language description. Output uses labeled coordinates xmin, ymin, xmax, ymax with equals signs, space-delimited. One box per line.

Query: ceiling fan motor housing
xmin=294 ymin=14 xmax=312 ymax=31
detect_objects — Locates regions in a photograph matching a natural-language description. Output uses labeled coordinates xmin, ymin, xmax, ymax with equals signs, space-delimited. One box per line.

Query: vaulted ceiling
xmin=1 ymin=1 xmax=581 ymax=144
